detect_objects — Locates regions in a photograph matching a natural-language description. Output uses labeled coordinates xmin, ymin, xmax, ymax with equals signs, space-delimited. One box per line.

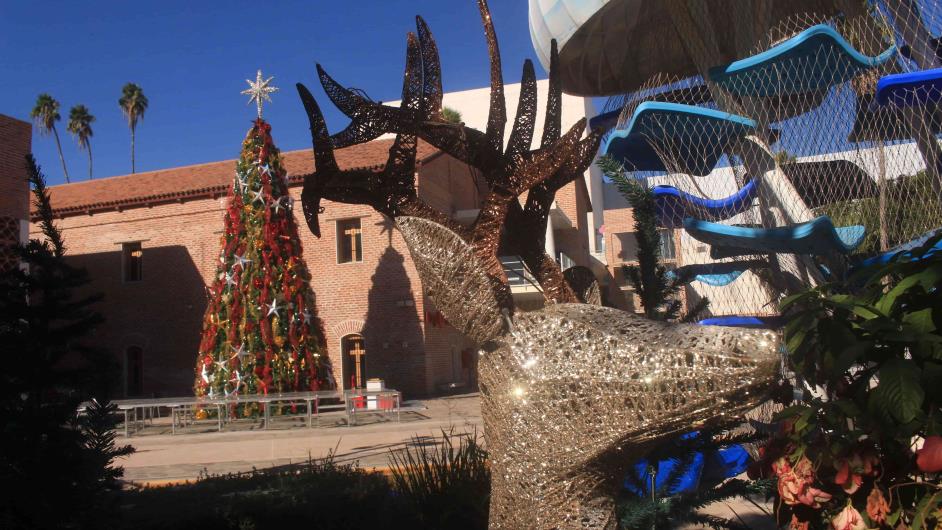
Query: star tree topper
xmin=241 ymin=69 xmax=278 ymax=118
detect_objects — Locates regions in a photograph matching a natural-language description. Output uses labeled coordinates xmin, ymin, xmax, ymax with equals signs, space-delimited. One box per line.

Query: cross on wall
xmin=344 ymin=226 xmax=362 ymax=261
xmin=348 ymin=338 xmax=366 ymax=388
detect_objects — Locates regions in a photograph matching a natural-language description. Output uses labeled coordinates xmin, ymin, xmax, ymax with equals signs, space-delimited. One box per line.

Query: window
xmin=126 ymin=346 xmax=143 ymax=396
xmin=122 ymin=242 xmax=143 ymax=282
xmin=658 ymin=229 xmax=677 ymax=261
xmin=615 ymin=233 xmax=638 ymax=261
xmin=337 ymin=219 xmax=362 ymax=263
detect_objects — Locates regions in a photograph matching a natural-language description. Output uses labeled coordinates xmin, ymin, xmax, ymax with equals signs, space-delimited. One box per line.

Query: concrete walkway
xmin=120 ymin=393 xmax=482 ymax=483
xmin=119 ymin=392 xmax=774 ymax=528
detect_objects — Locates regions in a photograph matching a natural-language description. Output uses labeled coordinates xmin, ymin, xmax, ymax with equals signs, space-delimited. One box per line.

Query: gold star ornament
xmin=241 ymin=69 xmax=279 ymax=118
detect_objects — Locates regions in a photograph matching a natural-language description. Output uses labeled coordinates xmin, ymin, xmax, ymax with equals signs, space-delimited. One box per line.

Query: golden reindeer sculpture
xmin=296 ymin=2 xmax=781 ymax=527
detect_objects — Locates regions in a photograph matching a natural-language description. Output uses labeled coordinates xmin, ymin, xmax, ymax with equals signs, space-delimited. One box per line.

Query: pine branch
xmin=680 ymin=511 xmax=750 ymax=530
xmin=661 ymin=450 xmax=700 ymax=497
xmin=662 ymin=299 xmax=683 ymax=322
xmin=26 ymin=154 xmax=65 ymax=257
xmin=596 ymin=154 xmax=627 ymax=179
xmin=622 ymin=263 xmax=644 ymax=301
xmin=681 ymin=297 xmax=711 ymax=323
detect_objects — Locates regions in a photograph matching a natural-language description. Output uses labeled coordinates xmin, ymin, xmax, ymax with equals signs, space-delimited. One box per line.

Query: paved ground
xmin=119 ymin=392 xmax=774 ymax=528
xmin=120 ymin=393 xmax=481 ymax=483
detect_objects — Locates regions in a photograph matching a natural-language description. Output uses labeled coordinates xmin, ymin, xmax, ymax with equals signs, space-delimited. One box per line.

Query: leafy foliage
xmin=598 ymin=155 xmax=709 ymax=322
xmin=760 ymin=231 xmax=942 ymax=528
xmin=0 ymin=156 xmax=132 ymax=529
xmin=388 ymin=430 xmax=490 ymax=530
xmin=442 ymin=106 xmax=463 ymax=124
xmin=818 ymin=170 xmax=942 ymax=256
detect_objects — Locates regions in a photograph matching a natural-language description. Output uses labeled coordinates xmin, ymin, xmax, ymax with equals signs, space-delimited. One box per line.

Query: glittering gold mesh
xmin=396 ymin=216 xmax=506 ymax=345
xmin=479 ymin=303 xmax=780 ymax=528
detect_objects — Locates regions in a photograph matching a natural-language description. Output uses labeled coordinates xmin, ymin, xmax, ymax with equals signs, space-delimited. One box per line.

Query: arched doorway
xmin=341 ymin=334 xmax=367 ymax=389
xmin=125 ymin=346 xmax=144 ymax=397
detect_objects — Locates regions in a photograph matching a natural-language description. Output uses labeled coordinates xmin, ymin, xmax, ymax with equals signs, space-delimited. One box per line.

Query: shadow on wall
xmin=66 ymin=245 xmax=207 ymax=397
xmin=360 ymin=217 xmax=425 ymax=396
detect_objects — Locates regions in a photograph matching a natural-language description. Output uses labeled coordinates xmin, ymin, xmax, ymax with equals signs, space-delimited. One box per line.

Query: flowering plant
xmin=753 ymin=234 xmax=942 ymax=529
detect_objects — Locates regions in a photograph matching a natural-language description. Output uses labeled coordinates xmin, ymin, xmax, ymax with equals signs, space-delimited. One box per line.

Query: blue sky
xmin=0 ymin=1 xmax=545 ymax=185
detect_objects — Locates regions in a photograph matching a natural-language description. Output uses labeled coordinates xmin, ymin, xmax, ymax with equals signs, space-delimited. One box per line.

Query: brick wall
xmin=553 ymin=180 xmax=593 ymax=269
xmin=0 ymin=115 xmax=31 ymax=271
xmin=28 ymin=149 xmax=494 ymax=398
xmin=603 ymin=206 xmax=636 ymax=311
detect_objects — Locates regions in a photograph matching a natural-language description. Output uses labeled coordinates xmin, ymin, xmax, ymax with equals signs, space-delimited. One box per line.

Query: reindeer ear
xmin=395 ymin=216 xmax=506 ymax=344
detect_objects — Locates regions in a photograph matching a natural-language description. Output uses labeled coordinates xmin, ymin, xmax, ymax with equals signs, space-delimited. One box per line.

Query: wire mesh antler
xmin=297 ymin=0 xmax=599 ymax=315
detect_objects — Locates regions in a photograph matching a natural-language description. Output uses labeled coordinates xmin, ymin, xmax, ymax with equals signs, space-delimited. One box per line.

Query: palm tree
xmin=67 ymin=105 xmax=95 ymax=179
xmin=118 ymin=83 xmax=148 ymax=173
xmin=442 ymin=106 xmax=463 ymax=124
xmin=30 ymin=93 xmax=70 ymax=183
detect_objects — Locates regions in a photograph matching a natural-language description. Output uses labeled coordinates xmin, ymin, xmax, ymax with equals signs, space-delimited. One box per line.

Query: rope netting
xmin=604 ymin=0 xmax=942 ymax=319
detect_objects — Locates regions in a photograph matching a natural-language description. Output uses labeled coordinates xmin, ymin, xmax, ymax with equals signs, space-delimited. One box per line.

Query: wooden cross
xmin=348 ymin=338 xmax=366 ymax=388
xmin=344 ymin=226 xmax=362 ymax=261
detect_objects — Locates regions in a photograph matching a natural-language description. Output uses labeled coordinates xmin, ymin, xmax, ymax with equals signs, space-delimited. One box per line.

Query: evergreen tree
xmin=195 ymin=119 xmax=332 ymax=403
xmin=598 ymin=156 xmax=772 ymax=529
xmin=0 ymin=155 xmax=132 ymax=529
xmin=598 ymin=155 xmax=709 ymax=322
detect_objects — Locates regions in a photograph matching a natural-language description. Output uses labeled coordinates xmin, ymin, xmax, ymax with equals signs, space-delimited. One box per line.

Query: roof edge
xmin=31 ymin=164 xmax=386 ymax=221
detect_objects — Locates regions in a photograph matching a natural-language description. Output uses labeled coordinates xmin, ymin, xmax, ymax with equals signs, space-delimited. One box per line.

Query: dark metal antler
xmin=297 ymin=0 xmax=598 ymax=315
xmin=504 ymin=38 xmax=603 ymax=303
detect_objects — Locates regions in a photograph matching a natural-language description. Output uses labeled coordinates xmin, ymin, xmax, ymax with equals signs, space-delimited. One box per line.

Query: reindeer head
xmin=296 ymin=2 xmax=781 ymax=527
xmin=296 ymin=1 xmax=600 ymax=342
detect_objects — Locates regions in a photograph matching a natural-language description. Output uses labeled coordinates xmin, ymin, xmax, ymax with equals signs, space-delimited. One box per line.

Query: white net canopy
xmin=602 ymin=1 xmax=942 ymax=320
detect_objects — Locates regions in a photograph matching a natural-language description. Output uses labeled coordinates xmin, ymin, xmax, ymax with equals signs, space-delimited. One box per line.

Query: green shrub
xmin=757 ymin=232 xmax=942 ymax=528
xmin=388 ymin=430 xmax=490 ymax=530
xmin=120 ymin=455 xmax=399 ymax=530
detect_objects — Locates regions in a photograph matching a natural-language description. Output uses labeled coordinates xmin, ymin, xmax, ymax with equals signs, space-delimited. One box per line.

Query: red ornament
xmin=917 ymin=435 xmax=942 ymax=473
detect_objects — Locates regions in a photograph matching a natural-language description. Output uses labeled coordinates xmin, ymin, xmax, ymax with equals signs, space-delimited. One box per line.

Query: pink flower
xmin=833 ymin=459 xmax=862 ymax=494
xmin=866 ymin=488 xmax=890 ymax=525
xmin=830 ymin=504 xmax=866 ymax=530
xmin=789 ymin=514 xmax=810 ymax=530
xmin=917 ymin=435 xmax=942 ymax=473
xmin=773 ymin=456 xmax=833 ymax=508
xmin=834 ymin=447 xmax=880 ymax=494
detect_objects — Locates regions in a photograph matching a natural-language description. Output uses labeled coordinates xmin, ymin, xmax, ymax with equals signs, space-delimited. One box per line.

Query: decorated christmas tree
xmin=194 ymin=71 xmax=332 ymax=401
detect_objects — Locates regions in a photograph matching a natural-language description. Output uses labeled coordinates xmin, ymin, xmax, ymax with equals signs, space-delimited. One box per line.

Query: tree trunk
xmin=877 ymin=140 xmax=888 ymax=251
xmin=131 ymin=126 xmax=136 ymax=174
xmin=87 ymin=141 xmax=93 ymax=180
xmin=52 ymin=126 xmax=70 ymax=183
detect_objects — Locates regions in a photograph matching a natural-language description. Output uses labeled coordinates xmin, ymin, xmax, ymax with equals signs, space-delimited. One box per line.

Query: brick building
xmin=0 ymin=114 xmax=31 ymax=271
xmin=27 ymin=83 xmax=604 ymax=399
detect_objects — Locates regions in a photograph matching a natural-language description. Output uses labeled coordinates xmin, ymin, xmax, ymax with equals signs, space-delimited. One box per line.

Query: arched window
xmin=340 ymin=334 xmax=366 ymax=389
xmin=126 ymin=346 xmax=143 ymax=397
